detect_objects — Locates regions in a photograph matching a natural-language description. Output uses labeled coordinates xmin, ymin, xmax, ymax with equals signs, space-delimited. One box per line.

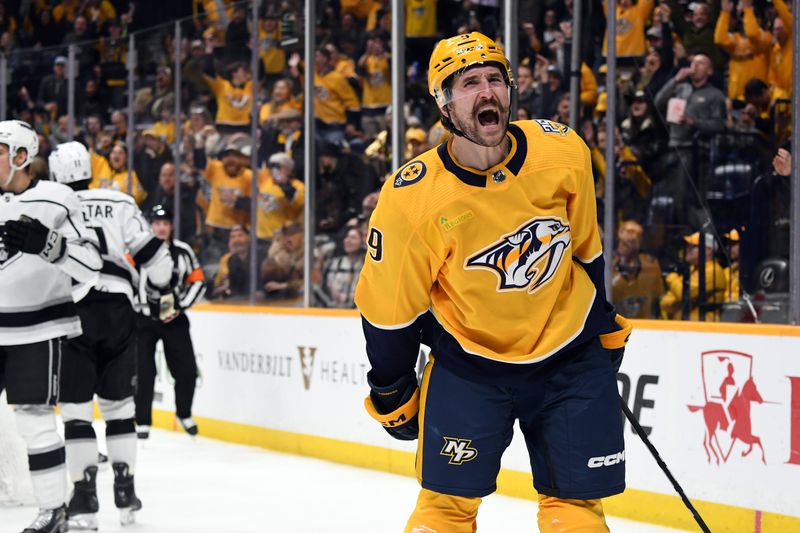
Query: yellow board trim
xmin=190 ymin=305 xmax=800 ymax=337
xmin=151 ymin=409 xmax=799 ymax=532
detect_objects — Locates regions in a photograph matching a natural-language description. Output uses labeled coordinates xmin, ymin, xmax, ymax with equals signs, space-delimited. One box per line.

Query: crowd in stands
xmin=0 ymin=0 xmax=793 ymax=321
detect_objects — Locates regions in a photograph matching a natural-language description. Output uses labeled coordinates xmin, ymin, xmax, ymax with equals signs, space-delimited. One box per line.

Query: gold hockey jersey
xmin=355 ymin=120 xmax=614 ymax=383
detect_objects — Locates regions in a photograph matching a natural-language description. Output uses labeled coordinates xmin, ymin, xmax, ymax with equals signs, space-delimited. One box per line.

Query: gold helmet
xmin=428 ymin=32 xmax=513 ymax=108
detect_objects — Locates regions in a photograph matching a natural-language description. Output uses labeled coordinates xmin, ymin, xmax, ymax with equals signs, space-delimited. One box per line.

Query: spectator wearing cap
xmin=91 ymin=141 xmax=148 ymax=205
xmin=314 ymin=46 xmax=361 ymax=145
xmin=640 ymin=12 xmax=677 ymax=100
xmin=185 ymin=105 xmax=221 ymax=157
xmin=714 ymin=0 xmax=770 ymax=101
xmin=358 ymin=35 xmax=391 ymax=139
xmin=199 ymin=138 xmax=253 ymax=266
xmin=258 ymin=78 xmax=301 ymax=125
xmin=254 ymin=152 xmax=305 ymax=249
xmin=405 ymin=127 xmax=428 ymax=161
xmin=202 ymin=38 xmax=253 ymax=135
xmin=602 ymin=0 xmax=655 ymax=58
xmin=666 ymin=0 xmax=725 ymax=72
xmin=212 ymin=225 xmax=259 ymax=300
xmin=612 ymin=220 xmax=664 ymax=319
xmin=536 ymin=63 xmax=566 ymax=122
xmin=316 ymin=141 xmax=363 ymax=235
xmin=621 ymin=90 xmax=666 ymax=180
xmin=259 ymin=107 xmax=305 ymax=178
xmin=660 ymin=232 xmax=728 ymax=320
xmin=37 ymin=55 xmax=68 ymax=119
xmin=261 ymin=221 xmax=304 ymax=301
xmin=743 ymin=0 xmax=793 ymax=101
xmin=182 ymin=39 xmax=212 ymax=102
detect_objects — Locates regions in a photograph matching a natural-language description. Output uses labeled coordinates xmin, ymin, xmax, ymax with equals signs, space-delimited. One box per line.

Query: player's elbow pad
xmin=364 ymin=371 xmax=419 ymax=441
xmin=599 ymin=314 xmax=633 ymax=373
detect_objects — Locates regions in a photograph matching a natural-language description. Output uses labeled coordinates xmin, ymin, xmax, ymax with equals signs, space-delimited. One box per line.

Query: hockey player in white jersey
xmin=49 ymin=141 xmax=176 ymax=529
xmin=0 ymin=121 xmax=102 ymax=533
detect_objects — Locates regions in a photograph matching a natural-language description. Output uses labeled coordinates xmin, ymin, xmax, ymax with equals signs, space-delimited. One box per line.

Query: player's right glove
xmin=599 ymin=314 xmax=632 ymax=372
xmin=2 ymin=216 xmax=65 ymax=263
xmin=364 ymin=371 xmax=420 ymax=441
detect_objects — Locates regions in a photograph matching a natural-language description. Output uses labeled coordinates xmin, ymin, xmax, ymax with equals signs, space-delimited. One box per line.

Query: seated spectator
xmin=255 ymin=152 xmax=305 ymax=249
xmin=258 ymin=78 xmax=301 ymax=125
xmin=261 ymin=221 xmax=304 ymax=300
xmin=136 ymin=128 xmax=174 ymax=195
xmin=723 ymin=229 xmax=741 ymax=301
xmin=405 ymin=127 xmax=428 ymax=161
xmin=315 ymin=225 xmax=365 ymax=308
xmin=211 ymin=225 xmax=257 ymax=300
xmin=660 ymin=232 xmax=728 ymax=320
xmin=91 ymin=141 xmax=148 ymax=205
xmin=620 ymin=90 xmax=666 ymax=179
xmin=185 ymin=105 xmax=221 ymax=157
xmin=611 ymin=220 xmax=664 ymax=319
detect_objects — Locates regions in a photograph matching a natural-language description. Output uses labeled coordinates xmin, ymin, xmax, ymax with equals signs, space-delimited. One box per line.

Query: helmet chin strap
xmin=2 ymin=157 xmax=21 ymax=188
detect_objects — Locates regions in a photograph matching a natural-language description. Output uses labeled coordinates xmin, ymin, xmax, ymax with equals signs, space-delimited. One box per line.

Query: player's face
xmin=0 ymin=144 xmax=10 ymax=182
xmin=445 ymin=65 xmax=510 ymax=147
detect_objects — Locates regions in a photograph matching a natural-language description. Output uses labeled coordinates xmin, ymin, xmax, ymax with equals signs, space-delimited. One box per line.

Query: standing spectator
xmin=743 ymin=0 xmax=793 ymax=100
xmin=258 ymin=78 xmax=301 ymax=125
xmin=259 ymin=107 xmax=305 ymax=177
xmin=516 ymin=62 xmax=538 ymax=116
xmin=612 ymin=220 xmax=664 ymax=319
xmin=37 ymin=56 xmax=68 ymax=120
xmin=667 ymin=0 xmax=725 ymax=71
xmin=714 ymin=0 xmax=770 ymax=101
xmin=620 ymin=90 xmax=666 ymax=179
xmin=202 ymin=34 xmax=253 ymax=135
xmin=316 ymin=226 xmax=364 ymax=308
xmin=358 ymin=36 xmax=391 ymax=139
xmin=655 ymin=54 xmax=726 ymax=228
xmin=135 ymin=205 xmax=206 ymax=439
xmin=602 ymin=0 xmax=654 ymax=59
xmin=661 ymin=232 xmax=728 ymax=320
xmin=314 ymin=47 xmax=361 ymax=145
xmin=258 ymin=11 xmax=287 ymax=89
xmin=92 ymin=142 xmax=148 ymax=205
xmin=537 ymin=63 xmax=566 ymax=120
xmin=135 ymin=129 xmax=173 ymax=196
xmin=110 ymin=109 xmax=128 ymax=142
xmin=142 ymin=162 xmax=201 ymax=243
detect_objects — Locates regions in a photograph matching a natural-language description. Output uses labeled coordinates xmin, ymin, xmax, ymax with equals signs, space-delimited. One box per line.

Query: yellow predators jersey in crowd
xmin=361 ymin=55 xmax=391 ymax=110
xmin=204 ymin=75 xmax=253 ymax=127
xmin=356 ymin=121 xmax=613 ymax=383
xmin=255 ymin=170 xmax=305 ymax=240
xmin=406 ymin=0 xmax=437 ymax=37
xmin=314 ymin=69 xmax=360 ymax=126
xmin=204 ymin=159 xmax=252 ymax=229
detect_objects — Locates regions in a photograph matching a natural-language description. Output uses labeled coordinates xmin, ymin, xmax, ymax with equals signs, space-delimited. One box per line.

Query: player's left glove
xmin=2 ymin=216 xmax=65 ymax=263
xmin=364 ymin=371 xmax=420 ymax=441
xmin=599 ymin=314 xmax=632 ymax=372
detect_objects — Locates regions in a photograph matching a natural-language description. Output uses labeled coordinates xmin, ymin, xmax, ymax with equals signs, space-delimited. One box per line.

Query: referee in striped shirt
xmin=134 ymin=205 xmax=206 ymax=439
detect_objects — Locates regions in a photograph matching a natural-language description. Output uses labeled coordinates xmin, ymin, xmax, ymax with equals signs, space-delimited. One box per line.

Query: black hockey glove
xmin=364 ymin=371 xmax=420 ymax=441
xmin=599 ymin=314 xmax=633 ymax=373
xmin=147 ymin=285 xmax=179 ymax=322
xmin=2 ymin=216 xmax=65 ymax=263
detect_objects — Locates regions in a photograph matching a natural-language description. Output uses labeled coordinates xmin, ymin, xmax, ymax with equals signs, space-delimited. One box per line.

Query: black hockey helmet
xmin=147 ymin=204 xmax=173 ymax=223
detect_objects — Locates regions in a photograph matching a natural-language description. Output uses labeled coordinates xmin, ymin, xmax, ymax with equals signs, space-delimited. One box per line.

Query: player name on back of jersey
xmin=81 ymin=203 xmax=115 ymax=220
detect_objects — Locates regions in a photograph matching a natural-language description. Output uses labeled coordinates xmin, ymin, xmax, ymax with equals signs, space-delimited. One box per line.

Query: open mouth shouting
xmin=476 ymin=107 xmax=501 ymax=130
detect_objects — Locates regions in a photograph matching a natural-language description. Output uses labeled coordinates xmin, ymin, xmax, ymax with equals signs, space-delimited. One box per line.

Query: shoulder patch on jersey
xmin=534 ymin=119 xmax=569 ymax=136
xmin=393 ymin=160 xmax=427 ymax=188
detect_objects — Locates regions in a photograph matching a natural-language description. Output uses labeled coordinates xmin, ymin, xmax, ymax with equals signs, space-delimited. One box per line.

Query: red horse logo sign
xmin=687 ymin=350 xmax=769 ymax=465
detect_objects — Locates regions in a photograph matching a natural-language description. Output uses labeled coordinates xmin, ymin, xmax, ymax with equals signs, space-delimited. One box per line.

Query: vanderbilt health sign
xmin=154 ymin=309 xmax=800 ymax=522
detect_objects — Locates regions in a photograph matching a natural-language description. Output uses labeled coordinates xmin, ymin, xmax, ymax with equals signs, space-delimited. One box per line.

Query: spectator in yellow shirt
xmin=91 ymin=142 xmax=148 ymax=205
xmin=603 ymin=0 xmax=654 ymax=58
xmin=255 ymin=152 xmax=305 ymax=246
xmin=715 ymin=0 xmax=771 ymax=101
xmin=314 ymin=47 xmax=361 ymax=145
xmin=202 ymin=37 xmax=253 ymax=134
xmin=358 ymin=36 xmax=391 ymax=138
xmin=661 ymin=232 xmax=728 ymax=320
xmin=743 ymin=0 xmax=793 ymax=100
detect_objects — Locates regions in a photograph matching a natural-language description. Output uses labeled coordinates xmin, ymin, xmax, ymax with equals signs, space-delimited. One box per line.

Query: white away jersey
xmin=74 ymin=188 xmax=173 ymax=303
xmin=0 ymin=180 xmax=101 ymax=345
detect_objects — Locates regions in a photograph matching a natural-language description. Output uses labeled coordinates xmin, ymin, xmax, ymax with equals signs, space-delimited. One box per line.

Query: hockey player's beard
xmin=451 ymin=98 xmax=510 ymax=148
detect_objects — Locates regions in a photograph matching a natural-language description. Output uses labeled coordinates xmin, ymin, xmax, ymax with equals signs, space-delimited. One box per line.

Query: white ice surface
xmin=0 ymin=428 xmax=686 ymax=532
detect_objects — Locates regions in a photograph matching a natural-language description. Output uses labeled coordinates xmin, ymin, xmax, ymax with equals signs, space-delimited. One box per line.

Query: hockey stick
xmin=620 ymin=397 xmax=712 ymax=533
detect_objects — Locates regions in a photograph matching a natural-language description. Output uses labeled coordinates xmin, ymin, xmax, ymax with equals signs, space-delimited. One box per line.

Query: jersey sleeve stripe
xmin=132 ymin=237 xmax=164 ymax=266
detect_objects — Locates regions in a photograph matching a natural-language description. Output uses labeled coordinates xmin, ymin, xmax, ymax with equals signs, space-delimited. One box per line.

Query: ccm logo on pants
xmin=587 ymin=451 xmax=625 ymax=468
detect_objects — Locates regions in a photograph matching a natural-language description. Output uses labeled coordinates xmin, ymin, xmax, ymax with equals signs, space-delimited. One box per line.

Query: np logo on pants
xmin=440 ymin=437 xmax=478 ymax=465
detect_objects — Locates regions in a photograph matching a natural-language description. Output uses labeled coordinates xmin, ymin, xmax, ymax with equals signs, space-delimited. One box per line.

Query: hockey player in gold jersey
xmin=355 ymin=33 xmax=632 ymax=532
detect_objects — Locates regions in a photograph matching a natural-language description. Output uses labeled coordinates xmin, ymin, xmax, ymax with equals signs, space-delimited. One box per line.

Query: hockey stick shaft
xmin=620 ymin=396 xmax=712 ymax=533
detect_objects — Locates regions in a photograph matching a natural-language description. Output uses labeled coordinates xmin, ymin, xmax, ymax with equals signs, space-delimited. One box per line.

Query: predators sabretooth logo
xmin=298 ymin=346 xmax=317 ymax=390
xmin=465 ymin=216 xmax=571 ymax=293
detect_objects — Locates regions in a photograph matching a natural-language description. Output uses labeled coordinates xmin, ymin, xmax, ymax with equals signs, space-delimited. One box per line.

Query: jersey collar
xmin=436 ymin=123 xmax=527 ymax=188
